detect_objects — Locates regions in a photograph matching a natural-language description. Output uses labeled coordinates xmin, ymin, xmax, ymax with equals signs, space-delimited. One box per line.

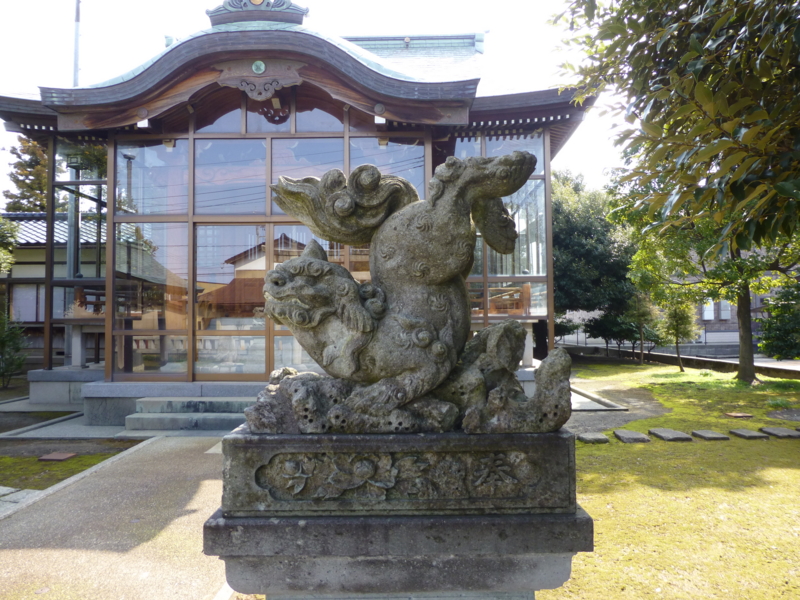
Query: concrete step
xmin=125 ymin=412 xmax=246 ymax=431
xmin=135 ymin=397 xmax=254 ymax=414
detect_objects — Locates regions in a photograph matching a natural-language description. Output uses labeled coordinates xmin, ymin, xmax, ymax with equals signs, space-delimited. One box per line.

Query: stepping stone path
xmin=760 ymin=427 xmax=800 ymax=439
xmin=649 ymin=428 xmax=693 ymax=442
xmin=577 ymin=432 xmax=609 ymax=444
xmin=614 ymin=430 xmax=650 ymax=443
xmin=730 ymin=428 xmax=770 ymax=440
xmin=692 ymin=430 xmax=730 ymax=441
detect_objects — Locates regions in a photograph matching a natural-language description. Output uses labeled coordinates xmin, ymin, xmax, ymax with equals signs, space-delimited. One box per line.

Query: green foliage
xmin=0 ymin=216 xmax=17 ymax=274
xmin=554 ymin=315 xmax=581 ymax=340
xmin=2 ymin=136 xmax=50 ymax=212
xmin=584 ymin=312 xmax=638 ymax=352
xmin=757 ymin=283 xmax=800 ymax=360
xmin=552 ymin=170 xmax=636 ymax=313
xmin=656 ymin=299 xmax=702 ymax=365
xmin=560 ymin=0 xmax=800 ymax=249
xmin=0 ymin=300 xmax=27 ymax=388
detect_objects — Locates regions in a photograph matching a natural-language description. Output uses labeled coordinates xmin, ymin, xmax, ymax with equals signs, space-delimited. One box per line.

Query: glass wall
xmin=108 ymin=83 xmax=549 ymax=379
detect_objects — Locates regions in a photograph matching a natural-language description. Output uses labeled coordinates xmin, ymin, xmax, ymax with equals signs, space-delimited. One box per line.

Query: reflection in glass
xmin=487 ymin=282 xmax=547 ymax=317
xmin=53 ymin=187 xmax=107 ymax=279
xmin=274 ymin=225 xmax=343 ymax=268
xmin=114 ymin=335 xmax=188 ymax=374
xmin=195 ymin=335 xmax=266 ymax=374
xmin=196 ymin=225 xmax=267 ymax=331
xmin=349 ymin=243 xmax=370 ymax=282
xmin=349 ymin=108 xmax=377 ymax=132
xmin=296 ymin=85 xmax=344 ymax=132
xmin=56 ymin=138 xmax=108 ymax=182
xmin=116 ymin=140 xmax=188 ymax=215
xmin=485 ymin=133 xmax=544 ymax=162
xmin=350 ymin=138 xmax=425 ymax=199
xmin=114 ymin=223 xmax=188 ymax=330
xmin=274 ymin=335 xmax=324 ymax=373
xmin=433 ymin=135 xmax=481 ymax=171
xmin=487 ymin=180 xmax=546 ymax=276
xmin=247 ymin=88 xmax=291 ymax=133
xmin=468 ymin=282 xmax=485 ymax=322
xmin=195 ymin=87 xmax=242 ymax=133
xmin=55 ymin=284 xmax=105 ymax=320
xmin=195 ymin=139 xmax=266 ymax=215
xmin=272 ymin=139 xmax=344 ymax=214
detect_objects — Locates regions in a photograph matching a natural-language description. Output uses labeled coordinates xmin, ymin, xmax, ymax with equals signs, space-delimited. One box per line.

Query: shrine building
xmin=0 ymin=0 xmax=592 ymax=426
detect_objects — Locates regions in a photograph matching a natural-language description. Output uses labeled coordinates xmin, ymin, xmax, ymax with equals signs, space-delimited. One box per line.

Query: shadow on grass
xmin=577 ymin=436 xmax=798 ymax=495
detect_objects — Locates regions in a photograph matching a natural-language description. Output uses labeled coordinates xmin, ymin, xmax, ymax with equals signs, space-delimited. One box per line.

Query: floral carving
xmin=255 ymin=449 xmax=541 ymax=506
xmin=315 ymin=454 xmax=398 ymax=500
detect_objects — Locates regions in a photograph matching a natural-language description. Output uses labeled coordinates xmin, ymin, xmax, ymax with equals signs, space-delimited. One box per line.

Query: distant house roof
xmin=1 ymin=213 xmax=144 ymax=246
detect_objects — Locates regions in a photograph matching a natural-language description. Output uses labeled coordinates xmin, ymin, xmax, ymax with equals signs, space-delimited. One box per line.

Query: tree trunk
xmin=736 ymin=284 xmax=757 ymax=383
xmin=532 ymin=320 xmax=548 ymax=360
xmin=639 ymin=324 xmax=644 ymax=365
xmin=675 ymin=335 xmax=684 ymax=372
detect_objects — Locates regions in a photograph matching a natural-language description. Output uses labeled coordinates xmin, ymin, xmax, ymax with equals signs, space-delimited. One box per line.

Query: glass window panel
xmin=195 ymin=87 xmax=242 ymax=133
xmin=350 ymin=138 xmax=425 ymax=199
xmin=56 ymin=137 xmax=108 ymax=182
xmin=114 ymin=223 xmax=188 ymax=330
xmin=54 ymin=185 xmax=108 ymax=277
xmin=196 ymin=225 xmax=267 ymax=331
xmin=272 ymin=139 xmax=344 ymax=214
xmin=487 ymin=180 xmax=546 ymax=276
xmin=468 ymin=282 xmax=485 ymax=323
xmin=195 ymin=335 xmax=266 ymax=374
xmin=349 ymin=108 xmax=377 ymax=132
xmin=485 ymin=133 xmax=544 ymax=165
xmin=273 ymin=225 xmax=343 ymax=268
xmin=349 ymin=243 xmax=370 ymax=282
xmin=116 ymin=140 xmax=188 ymax=215
xmin=11 ymin=284 xmax=38 ymax=322
xmin=273 ymin=335 xmax=324 ymax=373
xmin=296 ymin=85 xmax=344 ymax=132
xmin=56 ymin=284 xmax=104 ymax=320
xmin=195 ymin=139 xmax=267 ymax=215
xmin=487 ymin=282 xmax=547 ymax=318
xmin=433 ymin=135 xmax=481 ymax=171
xmin=246 ymin=88 xmax=291 ymax=133
xmin=113 ymin=335 xmax=188 ymax=374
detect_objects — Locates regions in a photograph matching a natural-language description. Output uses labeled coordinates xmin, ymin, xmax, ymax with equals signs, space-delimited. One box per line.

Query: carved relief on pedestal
xmin=254 ymin=450 xmax=539 ymax=503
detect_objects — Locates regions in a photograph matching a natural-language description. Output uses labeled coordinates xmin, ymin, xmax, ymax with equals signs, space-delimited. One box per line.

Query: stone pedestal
xmin=204 ymin=426 xmax=593 ymax=596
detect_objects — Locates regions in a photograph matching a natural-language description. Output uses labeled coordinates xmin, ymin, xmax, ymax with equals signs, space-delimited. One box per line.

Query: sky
xmin=0 ymin=0 xmax=624 ymax=201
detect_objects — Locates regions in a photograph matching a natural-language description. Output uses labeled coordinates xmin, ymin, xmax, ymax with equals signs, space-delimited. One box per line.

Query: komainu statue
xmin=248 ymin=151 xmax=572 ymax=435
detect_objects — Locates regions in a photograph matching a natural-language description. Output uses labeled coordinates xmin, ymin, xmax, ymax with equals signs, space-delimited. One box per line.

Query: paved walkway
xmin=0 ymin=436 xmax=231 ymax=600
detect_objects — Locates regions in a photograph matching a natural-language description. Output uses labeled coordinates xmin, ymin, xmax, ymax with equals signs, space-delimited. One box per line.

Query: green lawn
xmin=540 ymin=361 xmax=800 ymax=599
xmin=0 ymin=453 xmax=120 ymax=490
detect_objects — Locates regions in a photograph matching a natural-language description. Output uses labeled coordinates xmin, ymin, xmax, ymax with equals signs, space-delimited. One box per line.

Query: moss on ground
xmin=0 ymin=453 xmax=118 ymax=490
xmin=538 ymin=361 xmax=800 ymax=599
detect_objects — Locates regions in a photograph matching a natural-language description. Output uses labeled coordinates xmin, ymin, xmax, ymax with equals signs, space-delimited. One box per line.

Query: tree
xmin=0 ymin=300 xmax=26 ymax=388
xmin=758 ymin=283 xmax=800 ymax=360
xmin=561 ymin=0 xmax=800 ymax=250
xmin=624 ymin=291 xmax=659 ymax=364
xmin=0 ymin=217 xmax=17 ymax=274
xmin=2 ymin=136 xmax=49 ymax=212
xmin=618 ymin=196 xmax=799 ymax=382
xmin=584 ymin=312 xmax=636 ymax=357
xmin=552 ymin=170 xmax=635 ymax=314
xmin=656 ymin=298 xmax=702 ymax=373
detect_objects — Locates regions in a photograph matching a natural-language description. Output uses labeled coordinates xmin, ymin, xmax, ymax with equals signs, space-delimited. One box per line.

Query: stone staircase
xmin=125 ymin=397 xmax=252 ymax=431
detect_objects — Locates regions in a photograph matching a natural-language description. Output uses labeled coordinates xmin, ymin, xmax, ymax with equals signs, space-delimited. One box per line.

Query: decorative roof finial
xmin=207 ymin=0 xmax=309 ymax=26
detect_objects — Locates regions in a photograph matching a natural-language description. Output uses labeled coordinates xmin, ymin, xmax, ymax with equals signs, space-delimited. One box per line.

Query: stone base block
xmin=204 ymin=509 xmax=593 ymax=596
xmin=84 ymin=397 xmax=137 ymax=426
xmin=221 ymin=428 xmax=576 ymax=516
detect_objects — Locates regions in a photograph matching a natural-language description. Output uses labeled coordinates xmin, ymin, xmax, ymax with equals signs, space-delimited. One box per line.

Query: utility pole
xmin=73 ymin=0 xmax=80 ymax=87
